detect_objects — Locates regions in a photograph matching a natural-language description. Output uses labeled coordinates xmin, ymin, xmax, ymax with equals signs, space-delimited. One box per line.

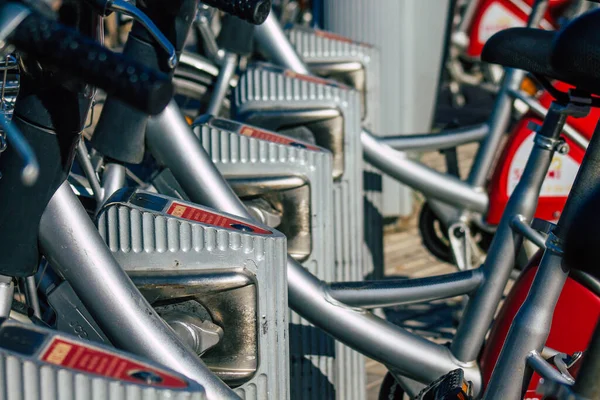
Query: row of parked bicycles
xmin=0 ymin=0 xmax=599 ymax=399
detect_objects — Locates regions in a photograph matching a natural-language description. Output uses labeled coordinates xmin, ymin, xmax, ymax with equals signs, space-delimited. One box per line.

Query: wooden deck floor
xmin=365 ymin=144 xmax=478 ymax=399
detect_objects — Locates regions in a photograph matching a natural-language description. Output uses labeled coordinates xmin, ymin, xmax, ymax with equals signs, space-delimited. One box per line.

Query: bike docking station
xmin=0 ymin=319 xmax=207 ymax=400
xmin=285 ymin=24 xmax=385 ymax=281
xmin=191 ymin=115 xmax=346 ymax=399
xmin=96 ymin=189 xmax=289 ymax=400
xmin=233 ymin=62 xmax=367 ymax=400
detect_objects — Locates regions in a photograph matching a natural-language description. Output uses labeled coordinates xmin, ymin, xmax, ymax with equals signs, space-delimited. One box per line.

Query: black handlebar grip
xmin=202 ymin=0 xmax=271 ymax=25
xmin=9 ymin=13 xmax=173 ymax=115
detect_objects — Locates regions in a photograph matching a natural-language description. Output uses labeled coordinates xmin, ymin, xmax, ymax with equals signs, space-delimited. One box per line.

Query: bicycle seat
xmin=550 ymin=9 xmax=600 ymax=95
xmin=481 ymin=28 xmax=568 ymax=83
xmin=483 ymin=9 xmax=600 ymax=96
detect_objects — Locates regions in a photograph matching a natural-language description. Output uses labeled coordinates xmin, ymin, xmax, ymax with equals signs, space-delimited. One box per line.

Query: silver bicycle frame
xmin=485 ymin=111 xmax=599 ymax=399
xmin=251 ymin=0 xmax=590 ymax=226
xmin=38 ymin=182 xmax=240 ymax=400
xmin=54 ymin=2 xmax=582 ymax=397
xmin=39 ymin=98 xmax=573 ymax=400
xmin=142 ymin=97 xmax=573 ymax=396
xmin=146 ymin=103 xmax=483 ymax=392
xmin=181 ymin=2 xmax=579 ymax=225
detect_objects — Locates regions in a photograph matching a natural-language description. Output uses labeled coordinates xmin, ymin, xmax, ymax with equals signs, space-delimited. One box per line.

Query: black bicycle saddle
xmin=482 ymin=28 xmax=564 ymax=80
xmin=482 ymin=9 xmax=600 ymax=96
xmin=550 ymin=9 xmax=600 ymax=95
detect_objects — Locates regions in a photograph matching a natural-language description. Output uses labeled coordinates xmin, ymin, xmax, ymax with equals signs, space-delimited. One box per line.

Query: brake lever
xmin=88 ymin=0 xmax=178 ymax=69
xmin=0 ymin=115 xmax=39 ymax=186
xmin=110 ymin=0 xmax=177 ymax=68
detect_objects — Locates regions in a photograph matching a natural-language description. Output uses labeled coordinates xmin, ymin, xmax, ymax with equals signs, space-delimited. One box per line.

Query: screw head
xmin=453 ymin=226 xmax=465 ymax=238
xmin=557 ymin=142 xmax=570 ymax=155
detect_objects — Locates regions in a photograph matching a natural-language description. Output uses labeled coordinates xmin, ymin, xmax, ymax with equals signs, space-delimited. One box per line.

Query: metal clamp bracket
xmin=510 ymin=215 xmax=547 ymax=250
xmin=550 ymin=351 xmax=583 ymax=383
xmin=545 ymin=231 xmax=564 ymax=256
xmin=531 ymin=218 xmax=557 ymax=235
xmin=534 ymin=134 xmax=569 ymax=154
xmin=556 ymin=97 xmax=591 ymax=119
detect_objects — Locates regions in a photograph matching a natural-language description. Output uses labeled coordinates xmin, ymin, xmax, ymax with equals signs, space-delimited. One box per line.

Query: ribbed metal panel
xmin=194 ymin=120 xmax=334 ymax=281
xmin=0 ymin=347 xmax=206 ymax=400
xmin=194 ymin=119 xmax=337 ymax=400
xmin=234 ymin=64 xmax=365 ymax=400
xmin=285 ymin=25 xmax=384 ymax=281
xmin=330 ymin=181 xmax=366 ymax=400
xmin=323 ymin=0 xmax=450 ymax=217
xmin=285 ymin=26 xmax=380 ymax=132
xmin=97 ymin=194 xmax=289 ymax=400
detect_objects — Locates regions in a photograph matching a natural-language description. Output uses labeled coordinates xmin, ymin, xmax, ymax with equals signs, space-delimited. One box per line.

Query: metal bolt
xmin=164 ymin=313 xmax=224 ymax=356
xmin=556 ymin=141 xmax=570 ymax=155
xmin=453 ymin=226 xmax=465 ymax=238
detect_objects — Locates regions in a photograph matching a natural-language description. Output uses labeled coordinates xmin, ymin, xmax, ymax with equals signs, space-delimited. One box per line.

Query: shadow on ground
xmin=372 ymin=275 xmax=462 ymax=343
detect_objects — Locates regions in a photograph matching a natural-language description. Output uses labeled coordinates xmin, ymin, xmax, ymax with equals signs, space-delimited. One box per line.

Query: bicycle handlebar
xmin=8 ymin=11 xmax=174 ymax=115
xmin=201 ymin=0 xmax=272 ymax=25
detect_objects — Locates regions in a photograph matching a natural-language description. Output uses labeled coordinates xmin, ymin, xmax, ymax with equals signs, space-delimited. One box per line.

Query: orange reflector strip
xmin=521 ymin=77 xmax=538 ymax=96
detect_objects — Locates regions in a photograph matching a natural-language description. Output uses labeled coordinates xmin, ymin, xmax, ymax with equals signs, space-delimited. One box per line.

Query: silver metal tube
xmin=25 ymin=275 xmax=41 ymax=319
xmin=195 ymin=14 xmax=224 ymax=63
xmin=288 ymin=259 xmax=482 ymax=392
xmin=147 ymin=101 xmax=248 ymax=216
xmin=180 ymin=52 xmax=219 ymax=77
xmin=328 ymin=269 xmax=484 ymax=308
xmin=484 ymin=251 xmax=569 ymax=399
xmin=527 ymin=0 xmax=550 ymax=28
xmin=467 ymin=68 xmax=525 ymax=188
xmin=0 ymin=3 xmax=31 ymax=48
xmin=254 ymin=11 xmax=311 ymax=74
xmin=147 ymin=103 xmax=483 ymax=393
xmin=0 ymin=277 xmax=13 ymax=318
xmin=76 ymin=139 xmax=103 ymax=203
xmin=464 ymin=0 xmax=548 ymax=189
xmin=509 ymin=88 xmax=589 ymax=150
xmin=526 ymin=351 xmax=574 ymax=386
xmin=39 ymin=182 xmax=239 ymax=400
xmin=541 ymin=346 xmax=560 ymax=359
xmin=428 ymin=199 xmax=462 ymax=228
xmin=511 ymin=215 xmax=547 ymax=249
xmin=101 ymin=162 xmax=126 ymax=204
xmin=452 ymin=106 xmax=567 ymax=363
xmin=380 ymin=123 xmax=489 ymax=151
xmin=361 ymin=129 xmax=488 ymax=213
xmin=456 ymin=0 xmax=480 ymax=38
xmin=205 ymin=52 xmax=237 ymax=116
